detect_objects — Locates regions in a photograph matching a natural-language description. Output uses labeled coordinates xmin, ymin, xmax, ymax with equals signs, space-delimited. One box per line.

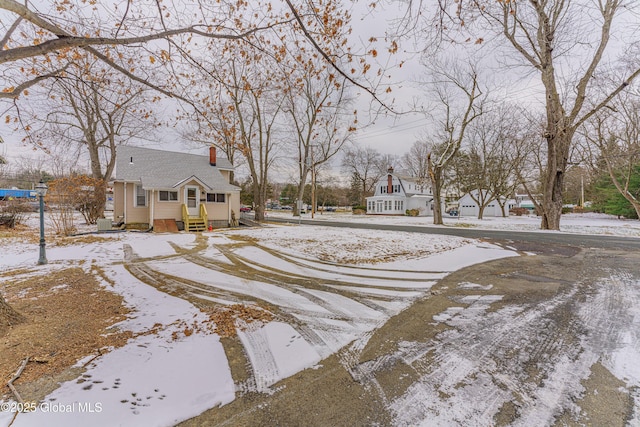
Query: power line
xmin=352 ymin=117 xmax=432 ymax=141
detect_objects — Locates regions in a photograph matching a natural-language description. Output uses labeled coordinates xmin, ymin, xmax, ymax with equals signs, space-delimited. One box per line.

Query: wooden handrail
xmin=200 ymin=203 xmax=207 ymax=228
xmin=182 ymin=204 xmax=189 ymax=230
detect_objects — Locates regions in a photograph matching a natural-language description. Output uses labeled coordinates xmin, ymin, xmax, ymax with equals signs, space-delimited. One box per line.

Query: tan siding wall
xmin=113 ymin=182 xmax=125 ymax=221
xmin=154 ymin=190 xmax=183 ymax=219
xmin=125 ymin=182 xmax=151 ymax=224
xmin=229 ymin=191 xmax=240 ymax=215
xmin=205 ymin=202 xmax=227 ymax=220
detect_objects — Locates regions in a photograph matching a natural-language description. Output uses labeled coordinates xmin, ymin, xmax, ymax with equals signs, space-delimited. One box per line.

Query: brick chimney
xmin=209 ymin=146 xmax=217 ymax=166
xmin=387 ymin=166 xmax=393 ymax=194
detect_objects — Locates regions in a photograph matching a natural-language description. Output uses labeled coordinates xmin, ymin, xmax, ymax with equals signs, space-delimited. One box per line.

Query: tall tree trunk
xmin=295 ymin=179 xmax=306 ymax=216
xmin=253 ymin=185 xmax=266 ymax=221
xmin=477 ymin=206 xmax=485 ymax=220
xmin=430 ymin=166 xmax=444 ymax=225
xmin=540 ymin=123 xmax=572 ymax=230
xmin=85 ymin=137 xmax=108 ymax=218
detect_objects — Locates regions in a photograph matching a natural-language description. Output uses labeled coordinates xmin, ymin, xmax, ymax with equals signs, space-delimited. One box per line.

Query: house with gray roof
xmin=110 ymin=146 xmax=240 ymax=231
xmin=366 ymin=167 xmax=443 ymax=217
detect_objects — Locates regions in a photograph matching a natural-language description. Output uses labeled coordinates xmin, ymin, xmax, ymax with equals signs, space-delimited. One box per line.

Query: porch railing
xmin=200 ymin=203 xmax=208 ymax=227
xmin=181 ymin=203 xmax=190 ymax=230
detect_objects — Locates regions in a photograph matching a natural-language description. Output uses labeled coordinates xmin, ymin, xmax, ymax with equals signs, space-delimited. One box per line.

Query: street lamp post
xmin=35 ymin=179 xmax=48 ymax=265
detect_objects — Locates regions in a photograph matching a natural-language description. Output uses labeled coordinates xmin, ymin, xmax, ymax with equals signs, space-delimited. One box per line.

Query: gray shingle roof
xmin=112 ymin=146 xmax=239 ymax=192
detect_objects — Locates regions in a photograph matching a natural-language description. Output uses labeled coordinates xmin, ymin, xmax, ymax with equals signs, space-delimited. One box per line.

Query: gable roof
xmin=374 ymin=173 xmax=432 ymax=197
xmin=112 ymin=146 xmax=239 ymax=192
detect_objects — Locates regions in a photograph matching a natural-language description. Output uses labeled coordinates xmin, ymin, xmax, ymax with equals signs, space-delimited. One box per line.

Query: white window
xmin=159 ymin=190 xmax=178 ymax=201
xmin=135 ymin=185 xmax=147 ymax=207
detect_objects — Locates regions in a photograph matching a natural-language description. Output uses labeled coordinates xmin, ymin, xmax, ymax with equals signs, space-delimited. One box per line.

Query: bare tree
xmin=455 ymin=107 xmax=526 ymax=218
xmin=284 ymin=69 xmax=355 ymax=216
xmin=424 ymin=61 xmax=484 ymax=225
xmin=425 ymin=0 xmax=640 ymax=229
xmin=215 ymin=52 xmax=286 ymax=221
xmin=400 ymin=140 xmax=431 ymax=183
xmin=0 ymin=1 xmax=354 ymax=96
xmin=20 ymin=57 xmax=154 ymax=182
xmin=341 ymin=145 xmax=387 ymax=206
xmin=181 ymin=86 xmax=243 ymax=184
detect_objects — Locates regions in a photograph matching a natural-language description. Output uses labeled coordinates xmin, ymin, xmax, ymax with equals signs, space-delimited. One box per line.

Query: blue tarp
xmin=0 ymin=188 xmax=37 ymax=200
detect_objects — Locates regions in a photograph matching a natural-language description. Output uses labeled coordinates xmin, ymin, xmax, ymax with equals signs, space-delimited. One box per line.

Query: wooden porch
xmin=182 ymin=203 xmax=208 ymax=232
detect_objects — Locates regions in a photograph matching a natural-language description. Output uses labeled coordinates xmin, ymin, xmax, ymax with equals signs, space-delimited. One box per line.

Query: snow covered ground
xmin=0 ymin=212 xmax=639 ymax=426
xmin=267 ymin=210 xmax=640 ymax=237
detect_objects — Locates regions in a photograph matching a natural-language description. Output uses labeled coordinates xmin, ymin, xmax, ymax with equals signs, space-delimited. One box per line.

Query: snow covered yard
xmin=268 ymin=210 xmax=640 ymax=237
xmin=0 ymin=215 xmax=517 ymax=426
xmin=1 ymin=211 xmax=640 ymax=426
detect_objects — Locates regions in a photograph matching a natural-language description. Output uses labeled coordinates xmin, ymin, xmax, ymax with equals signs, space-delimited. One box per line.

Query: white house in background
xmin=366 ymin=167 xmax=442 ymax=216
xmin=110 ymin=146 xmax=241 ymax=232
xmin=458 ymin=190 xmax=516 ymax=218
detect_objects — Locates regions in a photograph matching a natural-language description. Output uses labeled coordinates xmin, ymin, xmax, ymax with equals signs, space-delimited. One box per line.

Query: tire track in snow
xmin=124 ymin=238 xmax=444 ymax=395
xmin=237 ymin=322 xmax=281 ymax=393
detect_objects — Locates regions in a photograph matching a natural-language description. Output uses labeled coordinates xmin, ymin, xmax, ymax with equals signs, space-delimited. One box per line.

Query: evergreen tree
xmin=593 ymin=165 xmax=640 ymax=219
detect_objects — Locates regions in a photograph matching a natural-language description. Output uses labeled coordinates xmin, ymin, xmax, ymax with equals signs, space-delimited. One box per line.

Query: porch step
xmin=153 ymin=219 xmax=179 ymax=233
xmin=187 ymin=217 xmax=206 ymax=232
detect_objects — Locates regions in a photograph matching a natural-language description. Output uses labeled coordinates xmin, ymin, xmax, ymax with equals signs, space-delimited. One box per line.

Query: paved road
xmin=266 ymin=216 xmax=640 ymax=250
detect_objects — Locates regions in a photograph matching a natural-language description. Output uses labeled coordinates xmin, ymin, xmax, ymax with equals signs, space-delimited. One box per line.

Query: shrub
xmin=561 ymin=206 xmax=573 ymax=214
xmin=0 ymin=199 xmax=32 ymax=228
xmin=352 ymin=205 xmax=367 ymax=215
xmin=405 ymin=209 xmax=419 ymax=217
xmin=509 ymin=207 xmax=529 ymax=216
xmin=47 ymin=176 xmax=106 ymax=235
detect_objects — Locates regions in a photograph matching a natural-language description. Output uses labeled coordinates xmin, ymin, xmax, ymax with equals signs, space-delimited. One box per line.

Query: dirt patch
xmin=555 ymin=362 xmax=631 ymax=427
xmin=204 ymin=304 xmax=274 ymax=338
xmin=0 ymin=267 xmax=131 ymax=402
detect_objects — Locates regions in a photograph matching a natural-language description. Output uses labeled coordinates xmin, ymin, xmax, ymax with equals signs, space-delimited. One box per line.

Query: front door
xmin=185 ymin=186 xmax=200 ymax=216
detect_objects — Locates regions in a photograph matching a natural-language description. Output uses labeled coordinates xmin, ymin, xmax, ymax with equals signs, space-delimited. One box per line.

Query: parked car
xmin=240 ymin=206 xmax=252 ymax=213
xmin=448 ymin=209 xmax=458 ymax=217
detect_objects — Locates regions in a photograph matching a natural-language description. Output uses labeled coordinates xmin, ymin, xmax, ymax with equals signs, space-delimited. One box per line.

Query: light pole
xmin=35 ymin=179 xmax=48 ymax=265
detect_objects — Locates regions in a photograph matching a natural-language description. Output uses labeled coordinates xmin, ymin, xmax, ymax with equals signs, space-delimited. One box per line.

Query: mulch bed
xmin=0 ymin=267 xmax=132 ymax=400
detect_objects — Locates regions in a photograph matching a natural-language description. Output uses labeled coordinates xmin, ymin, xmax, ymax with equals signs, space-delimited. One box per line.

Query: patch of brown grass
xmin=50 ymin=234 xmax=115 ymax=247
xmin=0 ymin=223 xmax=38 ymax=243
xmin=0 ymin=268 xmax=131 ymax=399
